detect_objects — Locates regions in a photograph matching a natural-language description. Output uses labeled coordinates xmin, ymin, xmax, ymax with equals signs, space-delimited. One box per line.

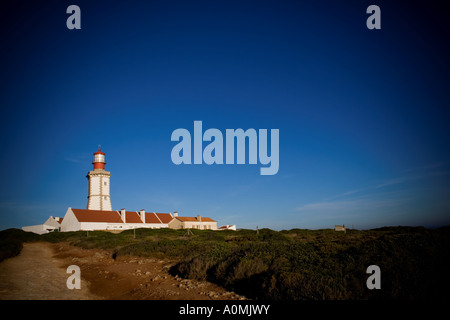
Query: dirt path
xmin=53 ymin=242 xmax=246 ymax=300
xmin=0 ymin=242 xmax=246 ymax=300
xmin=0 ymin=242 xmax=100 ymax=300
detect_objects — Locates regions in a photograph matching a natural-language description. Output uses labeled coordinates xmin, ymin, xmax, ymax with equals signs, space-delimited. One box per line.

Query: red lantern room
xmin=93 ymin=147 xmax=106 ymax=170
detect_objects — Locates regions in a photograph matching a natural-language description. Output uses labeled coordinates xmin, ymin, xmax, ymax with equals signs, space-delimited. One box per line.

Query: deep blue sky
xmin=1 ymin=0 xmax=449 ymax=230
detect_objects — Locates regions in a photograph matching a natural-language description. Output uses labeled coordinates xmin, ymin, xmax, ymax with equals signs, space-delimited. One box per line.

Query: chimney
xmin=121 ymin=208 xmax=126 ymax=222
xmin=197 ymin=215 xmax=202 ymax=222
xmin=140 ymin=209 xmax=145 ymax=223
xmin=173 ymin=211 xmax=178 ymax=217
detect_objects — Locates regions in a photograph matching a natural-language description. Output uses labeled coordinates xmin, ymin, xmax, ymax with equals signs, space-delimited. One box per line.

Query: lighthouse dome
xmin=93 ymin=147 xmax=106 ymax=170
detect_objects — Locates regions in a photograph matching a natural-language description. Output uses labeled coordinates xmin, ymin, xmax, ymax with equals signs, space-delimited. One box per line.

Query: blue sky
xmin=1 ymin=0 xmax=449 ymax=230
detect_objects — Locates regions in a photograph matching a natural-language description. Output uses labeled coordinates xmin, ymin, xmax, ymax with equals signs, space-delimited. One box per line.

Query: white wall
xmin=80 ymin=222 xmax=109 ymax=231
xmin=60 ymin=208 xmax=81 ymax=232
xmin=43 ymin=217 xmax=61 ymax=229
xmin=90 ymin=176 xmax=100 ymax=195
xmin=22 ymin=225 xmax=48 ymax=235
xmin=87 ymin=172 xmax=112 ymax=211
xmin=169 ymin=219 xmax=217 ymax=230
xmin=102 ymin=196 xmax=112 ymax=211
xmin=140 ymin=223 xmax=169 ymax=229
xmin=103 ymin=177 xmax=110 ymax=196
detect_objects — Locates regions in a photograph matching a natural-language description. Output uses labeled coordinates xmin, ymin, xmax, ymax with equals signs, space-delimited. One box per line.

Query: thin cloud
xmin=293 ymin=191 xmax=411 ymax=229
xmin=64 ymin=153 xmax=91 ymax=164
xmin=296 ymin=191 xmax=408 ymax=214
xmin=0 ymin=201 xmax=60 ymax=212
xmin=293 ymin=164 xmax=450 ymax=228
xmin=402 ymin=162 xmax=446 ymax=173
xmin=327 ymin=164 xmax=450 ymax=202
xmin=375 ymin=177 xmax=407 ymax=188
xmin=325 ymin=187 xmax=369 ymax=201
xmin=375 ymin=170 xmax=450 ymax=189
xmin=64 ymin=157 xmax=84 ymax=163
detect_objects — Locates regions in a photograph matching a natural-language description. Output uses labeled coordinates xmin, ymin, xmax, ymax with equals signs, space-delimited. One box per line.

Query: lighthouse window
xmin=104 ymin=182 xmax=107 ymax=186
xmin=95 ymin=154 xmax=105 ymax=163
xmin=104 ymin=196 xmax=107 ymax=200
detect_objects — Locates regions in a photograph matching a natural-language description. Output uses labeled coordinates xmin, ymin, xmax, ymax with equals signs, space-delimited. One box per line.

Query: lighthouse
xmin=86 ymin=147 xmax=112 ymax=211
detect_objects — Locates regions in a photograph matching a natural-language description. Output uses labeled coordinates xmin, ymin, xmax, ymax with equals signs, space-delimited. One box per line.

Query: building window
xmin=104 ymin=196 xmax=107 ymax=200
xmin=104 ymin=182 xmax=107 ymax=186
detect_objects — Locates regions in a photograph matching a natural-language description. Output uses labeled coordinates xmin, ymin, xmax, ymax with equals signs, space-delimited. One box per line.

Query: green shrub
xmin=0 ymin=228 xmax=40 ymax=262
xmin=3 ymin=226 xmax=449 ymax=300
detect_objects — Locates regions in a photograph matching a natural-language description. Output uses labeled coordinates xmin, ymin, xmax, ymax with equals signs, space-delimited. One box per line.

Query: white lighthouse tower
xmin=86 ymin=147 xmax=112 ymax=211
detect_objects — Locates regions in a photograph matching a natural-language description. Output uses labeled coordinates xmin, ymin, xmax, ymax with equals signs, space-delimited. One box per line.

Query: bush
xmin=0 ymin=228 xmax=40 ymax=262
xmin=4 ymin=226 xmax=449 ymax=300
xmin=0 ymin=238 xmax=23 ymax=262
xmin=169 ymin=227 xmax=450 ymax=300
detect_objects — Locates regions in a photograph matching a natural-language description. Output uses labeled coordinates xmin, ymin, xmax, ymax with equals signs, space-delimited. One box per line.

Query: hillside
xmin=1 ymin=226 xmax=449 ymax=299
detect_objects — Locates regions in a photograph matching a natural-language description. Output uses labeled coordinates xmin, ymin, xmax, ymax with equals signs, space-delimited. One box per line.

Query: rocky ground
xmin=0 ymin=242 xmax=246 ymax=300
xmin=0 ymin=242 xmax=99 ymax=299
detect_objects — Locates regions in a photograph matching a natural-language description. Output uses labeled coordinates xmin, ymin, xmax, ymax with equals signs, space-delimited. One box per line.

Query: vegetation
xmin=0 ymin=228 xmax=39 ymax=262
xmin=1 ymin=226 xmax=449 ymax=299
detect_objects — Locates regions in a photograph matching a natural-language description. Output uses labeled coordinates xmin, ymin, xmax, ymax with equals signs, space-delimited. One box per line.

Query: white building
xmin=23 ymin=147 xmax=227 ymax=233
xmin=22 ymin=216 xmax=63 ymax=234
xmin=218 ymin=225 xmax=237 ymax=231
xmin=60 ymin=207 xmax=172 ymax=232
xmin=168 ymin=213 xmax=217 ymax=230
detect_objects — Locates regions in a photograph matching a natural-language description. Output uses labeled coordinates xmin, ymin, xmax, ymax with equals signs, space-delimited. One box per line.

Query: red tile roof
xmin=70 ymin=209 xmax=176 ymax=224
xmin=72 ymin=209 xmax=123 ymax=223
xmin=144 ymin=212 xmax=161 ymax=224
xmin=124 ymin=211 xmax=143 ymax=223
xmin=176 ymin=216 xmax=216 ymax=222
xmin=218 ymin=225 xmax=234 ymax=230
xmin=155 ymin=213 xmax=173 ymax=223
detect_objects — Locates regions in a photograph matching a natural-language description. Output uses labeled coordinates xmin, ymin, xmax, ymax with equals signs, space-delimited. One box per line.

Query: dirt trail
xmin=0 ymin=242 xmax=246 ymax=300
xmin=0 ymin=242 xmax=99 ymax=300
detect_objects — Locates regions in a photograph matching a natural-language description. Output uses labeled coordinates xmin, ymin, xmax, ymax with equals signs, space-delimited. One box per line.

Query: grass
xmin=1 ymin=226 xmax=449 ymax=299
xmin=0 ymin=228 xmax=42 ymax=262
